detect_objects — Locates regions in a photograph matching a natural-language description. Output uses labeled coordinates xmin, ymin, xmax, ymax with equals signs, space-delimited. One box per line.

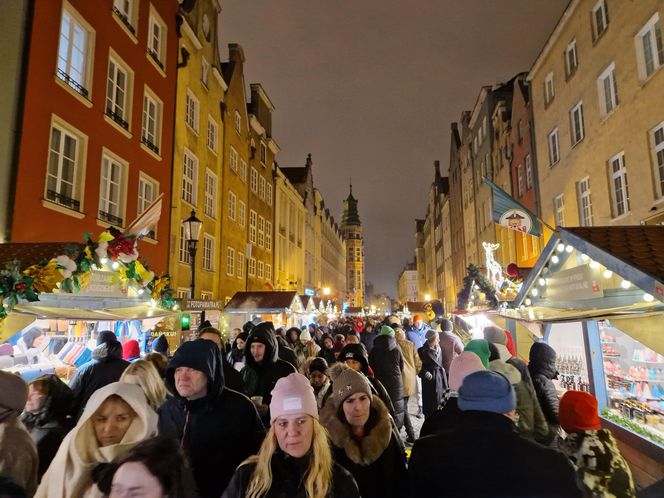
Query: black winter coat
xmin=360 ymin=328 xmax=376 ymax=354
xmin=409 ymin=410 xmax=583 ymax=498
xmin=159 ymin=340 xmax=266 ymax=498
xmin=275 ymin=335 xmax=299 ymax=370
xmin=221 ymin=450 xmax=360 ymax=498
xmin=418 ymin=393 xmax=462 ymax=438
xmin=318 ymin=346 xmax=337 ymax=365
xmin=69 ymin=342 xmax=129 ymax=419
xmin=417 ymin=344 xmax=448 ymax=417
xmin=528 ymin=342 xmax=560 ymax=426
xmin=369 ymin=335 xmax=405 ymax=428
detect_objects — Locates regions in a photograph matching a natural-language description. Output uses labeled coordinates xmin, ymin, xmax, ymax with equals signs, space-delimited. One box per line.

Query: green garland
xmin=456 ymin=264 xmax=499 ymax=311
xmin=601 ymin=408 xmax=664 ymax=447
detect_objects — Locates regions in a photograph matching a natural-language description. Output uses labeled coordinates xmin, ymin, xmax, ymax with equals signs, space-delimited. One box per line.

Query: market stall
xmin=222 ymin=291 xmax=304 ymax=332
xmin=502 ymin=226 xmax=664 ymax=486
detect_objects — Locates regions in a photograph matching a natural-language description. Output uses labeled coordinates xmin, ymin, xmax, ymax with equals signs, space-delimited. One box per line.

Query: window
xmin=45 ymin=119 xmax=85 ymax=212
xmin=185 ymin=89 xmax=199 ymax=132
xmin=651 ymin=122 xmax=664 ymax=198
xmin=548 ymin=128 xmax=560 ymax=166
xmin=265 ymin=221 xmax=272 ymax=251
xmin=228 ymin=191 xmax=236 ymax=221
xmin=182 ymin=149 xmax=198 ymax=205
xmin=239 ymin=160 xmax=247 ymax=182
xmin=554 ymin=194 xmax=565 ymax=227
xmin=248 ymin=257 xmax=256 ymax=276
xmin=141 ymin=88 xmax=162 ymax=154
xmin=259 ymin=176 xmax=266 ymax=200
xmin=204 ymin=170 xmax=217 ymax=218
xmin=266 ymin=264 xmax=272 ymax=281
xmin=238 ymin=200 xmax=246 ymax=227
xmin=234 ymin=111 xmax=241 ymax=134
xmin=592 ymin=0 xmax=608 ymax=40
xmin=565 ymin=40 xmax=578 ymax=76
xmin=226 ymin=247 xmax=235 ymax=276
xmin=99 ymin=153 xmax=125 ymax=226
xmin=113 ymin=0 xmax=136 ymax=34
xmin=249 ymin=210 xmax=257 ymax=244
xmin=266 ymin=183 xmax=273 ymax=205
xmin=597 ymin=63 xmax=618 ymax=116
xmin=106 ymin=55 xmax=133 ymax=130
xmin=259 ymin=142 xmax=266 ymax=165
xmin=250 ymin=167 xmax=258 ymax=193
xmin=570 ymin=101 xmax=585 ymax=145
xmin=201 ymin=57 xmax=209 ymax=87
xmin=147 ymin=5 xmax=167 ymax=69
xmin=635 ymin=13 xmax=663 ymax=80
xmin=525 ymin=154 xmax=533 ymax=190
xmin=609 ymin=152 xmax=630 ymax=217
xmin=207 ymin=117 xmax=218 ymax=152
xmin=201 ymin=291 xmax=213 ymax=300
xmin=137 ymin=174 xmax=157 ymax=215
xmin=57 ymin=5 xmax=93 ymax=98
xmin=544 ymin=72 xmax=555 ymax=105
xmin=576 ymin=177 xmax=593 ymax=226
xmin=203 ymin=235 xmax=214 ymax=271
xmin=179 ymin=225 xmax=190 ymax=264
xmin=517 ymin=165 xmax=524 ymax=197
xmin=257 ymin=216 xmax=265 ymax=247
xmin=229 ymin=147 xmax=238 ymax=172
xmin=237 ymin=252 xmax=244 ymax=278
xmin=257 ymin=260 xmax=264 ymax=279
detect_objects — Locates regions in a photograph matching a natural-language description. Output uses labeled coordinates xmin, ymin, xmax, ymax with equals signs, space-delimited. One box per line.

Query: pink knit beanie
xmin=449 ymin=351 xmax=486 ymax=391
xmin=270 ymin=373 xmax=319 ymax=424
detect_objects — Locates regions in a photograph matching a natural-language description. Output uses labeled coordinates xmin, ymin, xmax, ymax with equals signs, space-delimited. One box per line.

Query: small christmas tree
xmin=456 ymin=264 xmax=499 ymax=311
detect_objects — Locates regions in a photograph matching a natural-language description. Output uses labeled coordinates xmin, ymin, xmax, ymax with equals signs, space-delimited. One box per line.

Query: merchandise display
xmin=547 ymin=322 xmax=590 ymax=395
xmin=599 ymin=320 xmax=664 ymax=448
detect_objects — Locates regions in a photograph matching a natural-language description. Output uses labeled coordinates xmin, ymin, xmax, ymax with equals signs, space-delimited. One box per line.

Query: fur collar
xmin=320 ymin=394 xmax=392 ymax=466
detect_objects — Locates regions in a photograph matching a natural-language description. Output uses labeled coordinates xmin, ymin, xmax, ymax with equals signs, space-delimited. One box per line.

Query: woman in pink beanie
xmin=223 ymin=373 xmax=359 ymax=498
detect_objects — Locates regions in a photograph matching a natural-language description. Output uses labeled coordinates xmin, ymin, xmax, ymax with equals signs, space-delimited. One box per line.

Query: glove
xmin=424 ymin=371 xmax=433 ymax=381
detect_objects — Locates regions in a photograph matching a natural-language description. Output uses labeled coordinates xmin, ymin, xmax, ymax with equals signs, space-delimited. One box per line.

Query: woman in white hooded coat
xmin=35 ymin=382 xmax=157 ymax=498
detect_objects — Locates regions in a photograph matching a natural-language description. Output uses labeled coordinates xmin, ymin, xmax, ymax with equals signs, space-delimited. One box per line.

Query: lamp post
xmin=182 ymin=210 xmax=202 ymax=299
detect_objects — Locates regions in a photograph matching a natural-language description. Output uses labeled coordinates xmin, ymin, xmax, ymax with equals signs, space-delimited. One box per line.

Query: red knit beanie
xmin=559 ymin=390 xmax=600 ymax=433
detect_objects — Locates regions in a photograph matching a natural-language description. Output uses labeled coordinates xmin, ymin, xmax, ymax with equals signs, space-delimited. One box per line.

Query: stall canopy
xmin=224 ymin=291 xmax=304 ymax=314
xmin=505 ymin=226 xmax=664 ymax=323
xmin=299 ymin=295 xmax=316 ymax=314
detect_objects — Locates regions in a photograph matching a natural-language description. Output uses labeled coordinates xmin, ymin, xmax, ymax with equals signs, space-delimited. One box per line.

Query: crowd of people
xmin=0 ymin=314 xmax=655 ymax=497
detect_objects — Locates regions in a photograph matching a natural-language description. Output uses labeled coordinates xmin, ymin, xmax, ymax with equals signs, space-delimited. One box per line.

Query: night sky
xmin=219 ymin=0 xmax=569 ymax=297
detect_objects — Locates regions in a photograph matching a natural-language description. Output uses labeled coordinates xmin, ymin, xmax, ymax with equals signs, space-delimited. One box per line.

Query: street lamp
xmin=182 ymin=210 xmax=203 ymax=299
xmin=323 ymin=287 xmax=331 ymax=296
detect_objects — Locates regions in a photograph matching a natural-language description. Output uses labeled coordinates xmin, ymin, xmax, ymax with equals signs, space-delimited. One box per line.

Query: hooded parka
xmin=159 ymin=340 xmax=266 ymax=498
xmin=528 ymin=342 xmax=561 ymax=427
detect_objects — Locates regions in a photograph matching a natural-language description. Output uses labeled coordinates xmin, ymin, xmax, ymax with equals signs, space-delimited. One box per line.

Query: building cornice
xmin=212 ymin=66 xmax=227 ymax=92
xmin=181 ymin=17 xmax=202 ymax=50
xmin=469 ymin=87 xmax=490 ymax=129
xmin=249 ymin=114 xmax=265 ymax=136
xmin=250 ymin=83 xmax=276 ymax=111
xmin=268 ymin=138 xmax=280 ymax=155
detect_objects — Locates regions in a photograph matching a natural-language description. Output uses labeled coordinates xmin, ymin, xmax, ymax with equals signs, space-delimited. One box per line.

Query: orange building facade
xmin=10 ymin=0 xmax=179 ymax=273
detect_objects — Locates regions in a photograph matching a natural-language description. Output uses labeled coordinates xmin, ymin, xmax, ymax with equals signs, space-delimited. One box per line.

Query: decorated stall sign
xmin=545 ymin=264 xmax=603 ymax=301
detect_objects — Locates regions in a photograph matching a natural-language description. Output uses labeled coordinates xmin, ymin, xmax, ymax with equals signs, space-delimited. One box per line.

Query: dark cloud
xmin=219 ymin=0 xmax=568 ymax=296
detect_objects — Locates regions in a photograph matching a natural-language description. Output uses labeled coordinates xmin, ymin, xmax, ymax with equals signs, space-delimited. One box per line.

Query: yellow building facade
xmin=169 ymin=0 xmax=227 ymax=301
xmin=274 ymin=166 xmax=305 ymax=292
xmin=529 ymin=0 xmax=664 ymax=235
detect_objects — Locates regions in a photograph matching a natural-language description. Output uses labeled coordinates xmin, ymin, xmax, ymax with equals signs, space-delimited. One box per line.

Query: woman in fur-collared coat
xmin=320 ymin=364 xmax=407 ymax=498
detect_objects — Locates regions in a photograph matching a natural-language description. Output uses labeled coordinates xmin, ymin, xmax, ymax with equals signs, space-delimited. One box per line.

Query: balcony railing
xmin=146 ymin=48 xmax=164 ymax=70
xmin=141 ymin=135 xmax=160 ymax=155
xmin=56 ymin=69 xmax=89 ymax=99
xmin=46 ymin=189 xmax=80 ymax=211
xmin=98 ymin=210 xmax=123 ymax=227
xmin=112 ymin=6 xmax=136 ymax=35
xmin=106 ymin=107 xmax=129 ymax=130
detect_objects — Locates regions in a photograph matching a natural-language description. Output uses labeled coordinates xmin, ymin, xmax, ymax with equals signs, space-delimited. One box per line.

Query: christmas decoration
xmin=456 ymin=264 xmax=499 ymax=311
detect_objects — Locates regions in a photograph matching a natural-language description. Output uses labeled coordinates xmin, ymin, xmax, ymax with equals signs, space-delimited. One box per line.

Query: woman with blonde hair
xmin=120 ymin=359 xmax=169 ymax=410
xmin=223 ymin=373 xmax=359 ymax=498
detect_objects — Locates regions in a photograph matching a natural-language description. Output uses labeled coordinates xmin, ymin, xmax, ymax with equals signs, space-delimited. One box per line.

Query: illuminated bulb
xmin=525 ymin=298 xmax=532 ymax=306
xmin=538 ymin=278 xmax=546 ymax=286
xmin=603 ymin=270 xmax=613 ymax=279
xmin=100 ymin=257 xmax=108 ymax=265
xmin=172 ymin=304 xmax=179 ymax=311
xmin=580 ymin=254 xmax=589 ymax=261
xmin=150 ymin=299 xmax=157 ymax=308
xmin=531 ymin=288 xmax=539 ymax=297
xmin=589 ymin=260 xmax=600 ymax=269
xmin=566 ymin=245 xmax=574 ymax=253
xmin=621 ymin=280 xmax=631 ymax=289
xmin=137 ymin=288 xmax=145 ymax=295
xmin=112 ymin=261 xmax=120 ymax=270
xmin=557 ymin=243 xmax=565 ymax=252
xmin=551 ymin=255 xmax=559 ymax=264
xmin=644 ymin=293 xmax=654 ymax=303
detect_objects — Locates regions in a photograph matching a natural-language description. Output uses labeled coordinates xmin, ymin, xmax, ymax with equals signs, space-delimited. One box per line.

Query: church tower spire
xmin=340 ymin=183 xmax=364 ymax=308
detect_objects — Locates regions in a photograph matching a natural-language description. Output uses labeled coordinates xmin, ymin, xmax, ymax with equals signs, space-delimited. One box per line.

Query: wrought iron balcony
xmin=56 ymin=69 xmax=89 ymax=99
xmin=106 ymin=107 xmax=129 ymax=130
xmin=141 ymin=135 xmax=160 ymax=155
xmin=98 ymin=210 xmax=123 ymax=227
xmin=46 ymin=189 xmax=80 ymax=211
xmin=112 ymin=6 xmax=136 ymax=35
xmin=146 ymin=48 xmax=164 ymax=70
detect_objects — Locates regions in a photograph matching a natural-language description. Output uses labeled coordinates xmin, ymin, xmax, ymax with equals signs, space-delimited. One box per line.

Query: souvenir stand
xmin=222 ymin=291 xmax=304 ymax=333
xmin=297 ymin=295 xmax=319 ymax=328
xmin=502 ymin=226 xmax=664 ymax=486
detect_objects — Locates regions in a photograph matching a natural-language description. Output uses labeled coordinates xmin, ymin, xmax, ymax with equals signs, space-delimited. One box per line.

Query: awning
xmin=0 ymin=313 xmax=38 ymax=343
xmin=11 ymin=305 xmax=175 ymax=321
xmin=500 ymin=302 xmax=663 ymax=323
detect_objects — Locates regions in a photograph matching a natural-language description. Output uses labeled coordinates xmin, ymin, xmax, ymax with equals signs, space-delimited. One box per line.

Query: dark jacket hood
xmin=152 ymin=334 xmax=169 ymax=355
xmin=92 ymin=340 xmax=123 ymax=362
xmin=245 ymin=324 xmax=279 ymax=367
xmin=373 ymin=334 xmax=397 ymax=351
xmin=21 ymin=374 xmax=73 ymax=428
xmin=338 ymin=343 xmax=369 ymax=374
xmin=529 ymin=342 xmax=558 ymax=379
xmin=231 ymin=332 xmax=248 ymax=351
xmin=166 ymin=339 xmax=224 ymax=399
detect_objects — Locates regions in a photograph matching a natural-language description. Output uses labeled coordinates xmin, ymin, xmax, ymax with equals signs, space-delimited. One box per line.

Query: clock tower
xmin=340 ymin=184 xmax=364 ymax=308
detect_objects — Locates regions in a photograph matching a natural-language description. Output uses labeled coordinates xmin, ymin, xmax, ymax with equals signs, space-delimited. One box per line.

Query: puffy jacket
xmin=222 ymin=450 xmax=360 ymax=498
xmin=369 ymin=334 xmax=405 ymax=428
xmin=159 ymin=340 xmax=266 ymax=498
xmin=407 ymin=324 xmax=428 ymax=349
xmin=528 ymin=342 xmax=560 ymax=426
xmin=507 ymin=356 xmax=550 ymax=442
xmin=395 ymin=329 xmax=422 ymax=398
